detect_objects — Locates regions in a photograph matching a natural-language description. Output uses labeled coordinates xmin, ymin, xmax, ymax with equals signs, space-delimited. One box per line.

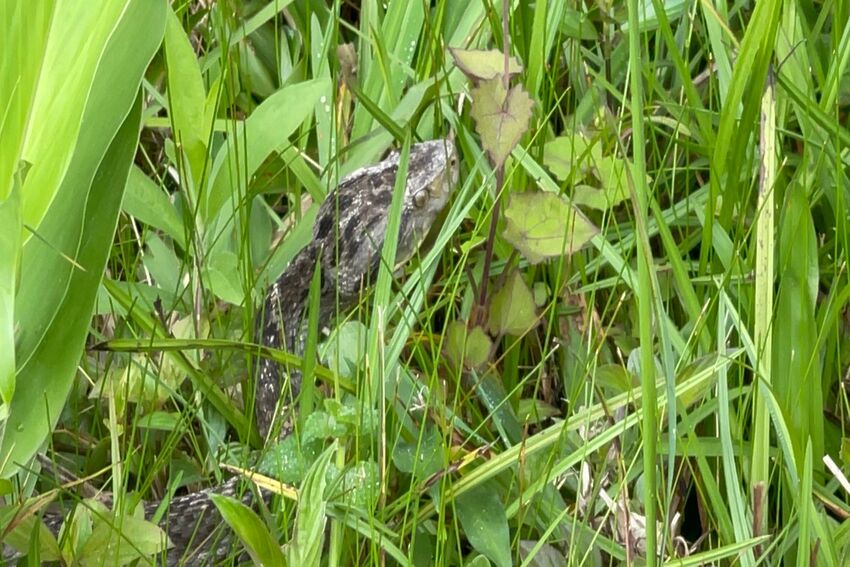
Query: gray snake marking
xmin=4 ymin=139 xmax=458 ymax=565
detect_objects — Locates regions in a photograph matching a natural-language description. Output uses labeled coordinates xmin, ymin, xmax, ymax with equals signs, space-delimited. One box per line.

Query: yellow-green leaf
xmin=449 ymin=48 xmax=523 ymax=81
xmin=542 ymin=134 xmax=599 ymax=181
xmin=470 ymin=78 xmax=534 ymax=168
xmin=502 ymin=192 xmax=598 ymax=264
xmin=0 ymin=168 xmax=22 ymax=405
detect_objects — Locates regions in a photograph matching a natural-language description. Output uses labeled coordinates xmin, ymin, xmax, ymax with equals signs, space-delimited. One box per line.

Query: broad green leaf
xmin=516 ymin=399 xmax=561 ymax=424
xmin=205 ymin=78 xmax=330 ymax=224
xmin=320 ymin=321 xmax=368 ymax=379
xmin=621 ymin=0 xmax=689 ymax=32
xmin=392 ymin=426 xmax=444 ymax=479
xmin=571 ymin=158 xmax=634 ymax=211
xmin=63 ymin=501 xmax=95 ymax=561
xmin=445 ymin=321 xmax=492 ymax=371
xmin=211 ymin=493 xmax=286 ymax=567
xmin=502 ymin=192 xmax=598 ymax=264
xmin=470 ymin=78 xmax=534 ymax=168
xmin=77 ymin=504 xmax=168 ymax=566
xmin=122 ymin=165 xmax=185 ymax=249
xmin=0 ymin=504 xmax=62 ymax=561
xmin=164 ymin=6 xmax=208 ymax=187
xmin=4 ymin=96 xmax=144 ymax=476
xmin=135 ymin=411 xmax=182 ymax=431
xmin=237 ymin=39 xmax=277 ymax=98
xmin=143 ymin=231 xmax=181 ymax=294
xmin=449 ymin=48 xmax=523 ymax=81
xmin=1 ymin=0 xmax=165 ymax=476
xmin=544 ymin=137 xmax=636 ymax=211
xmin=474 ymin=370 xmax=522 ymax=445
xmin=542 ymin=134 xmax=599 ymax=182
xmin=19 ymin=0 xmax=131 ymax=240
xmin=339 ymin=460 xmax=380 ymax=510
xmin=302 ymin=410 xmax=349 ymax=444
xmin=258 ymin=433 xmax=318 ymax=485
xmin=592 ymin=156 xmax=632 ymax=208
xmin=455 ymin=482 xmax=511 ymax=567
xmin=0 ymin=1 xmax=55 ymax=202
xmin=558 ymin=9 xmax=598 ymax=40
xmin=204 ymin=249 xmax=243 ymax=304
xmin=518 ymin=540 xmax=570 ymax=566
xmin=0 ymin=173 xmax=22 ymax=406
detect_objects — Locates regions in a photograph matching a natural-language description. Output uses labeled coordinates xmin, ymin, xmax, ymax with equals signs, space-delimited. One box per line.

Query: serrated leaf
xmin=211 ymin=493 xmax=286 ymax=566
xmin=545 ymin=137 xmax=643 ymax=212
xmin=488 ymin=271 xmax=538 ymax=336
xmin=502 ymin=192 xmax=598 ymax=264
xmin=445 ymin=321 xmax=492 ymax=371
xmin=449 ymin=48 xmax=523 ymax=81
xmin=456 ymin=482 xmax=511 ymax=567
xmin=302 ymin=410 xmax=348 ymax=445
xmin=470 ymin=78 xmax=534 ymax=168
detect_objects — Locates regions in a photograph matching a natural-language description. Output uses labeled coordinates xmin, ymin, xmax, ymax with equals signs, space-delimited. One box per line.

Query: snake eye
xmin=413 ymin=190 xmax=428 ymax=208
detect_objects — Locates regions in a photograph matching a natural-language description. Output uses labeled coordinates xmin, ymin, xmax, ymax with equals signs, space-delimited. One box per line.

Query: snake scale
xmin=4 ymin=139 xmax=458 ymax=565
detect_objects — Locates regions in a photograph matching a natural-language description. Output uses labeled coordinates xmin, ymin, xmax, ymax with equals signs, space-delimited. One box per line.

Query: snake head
xmin=395 ymin=138 xmax=459 ymax=266
xmin=317 ymin=138 xmax=459 ymax=299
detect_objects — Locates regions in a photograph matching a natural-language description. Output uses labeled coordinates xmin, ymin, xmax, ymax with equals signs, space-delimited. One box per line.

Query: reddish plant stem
xmin=475 ymin=167 xmax=505 ymax=324
xmin=474 ymin=0 xmax=511 ymax=323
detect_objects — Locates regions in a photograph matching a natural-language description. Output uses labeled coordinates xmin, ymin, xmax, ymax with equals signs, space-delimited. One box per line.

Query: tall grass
xmin=3 ymin=0 xmax=850 ymax=565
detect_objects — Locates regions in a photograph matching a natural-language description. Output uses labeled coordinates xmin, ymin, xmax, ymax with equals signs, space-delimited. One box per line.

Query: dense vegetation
xmin=3 ymin=0 xmax=850 ymax=565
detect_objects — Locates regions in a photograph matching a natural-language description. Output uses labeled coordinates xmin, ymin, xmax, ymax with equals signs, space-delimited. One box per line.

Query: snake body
xmin=255 ymin=139 xmax=459 ymax=439
xmin=6 ymin=139 xmax=458 ymax=565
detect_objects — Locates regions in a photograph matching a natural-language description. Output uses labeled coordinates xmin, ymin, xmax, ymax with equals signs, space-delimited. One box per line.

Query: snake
xmin=3 ymin=138 xmax=459 ymax=565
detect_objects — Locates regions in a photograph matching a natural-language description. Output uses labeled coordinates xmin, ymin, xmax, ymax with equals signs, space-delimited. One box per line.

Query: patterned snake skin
xmin=3 ymin=139 xmax=458 ymax=565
